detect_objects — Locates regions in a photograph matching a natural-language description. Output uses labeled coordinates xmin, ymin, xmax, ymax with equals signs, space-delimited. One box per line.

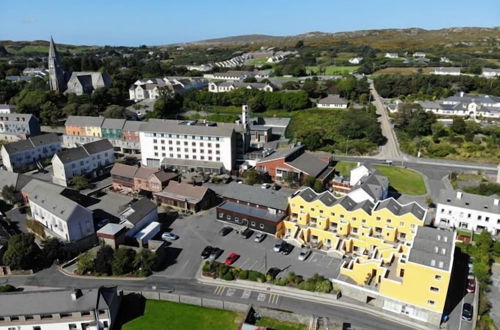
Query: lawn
xmin=335 ymin=161 xmax=357 ymax=176
xmin=372 ymin=67 xmax=434 ymax=76
xmin=373 ymin=165 xmax=427 ymax=195
xmin=249 ymin=58 xmax=270 ymax=66
xmin=122 ymin=300 xmax=242 ymax=330
xmin=256 ymin=317 xmax=308 ymax=330
xmin=306 ymin=65 xmax=359 ymax=75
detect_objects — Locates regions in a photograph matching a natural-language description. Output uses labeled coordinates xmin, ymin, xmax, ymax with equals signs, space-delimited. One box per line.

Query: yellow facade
xmin=85 ymin=125 xmax=102 ymax=137
xmin=280 ymin=188 xmax=452 ymax=315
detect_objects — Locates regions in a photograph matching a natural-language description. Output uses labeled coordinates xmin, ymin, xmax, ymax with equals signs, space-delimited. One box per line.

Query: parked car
xmin=462 ymin=303 xmax=473 ymax=322
xmin=266 ymin=267 xmax=281 ymax=279
xmin=298 ymin=248 xmax=312 ymax=261
xmin=280 ymin=243 xmax=294 ymax=255
xmin=219 ymin=226 xmax=232 ymax=236
xmin=161 ymin=231 xmax=179 ymax=240
xmin=254 ymin=232 xmax=267 ymax=243
xmin=273 ymin=240 xmax=285 ymax=252
xmin=224 ymin=252 xmax=239 ymax=265
xmin=466 ymin=278 xmax=476 ymax=293
xmin=261 ymin=183 xmax=271 ymax=189
xmin=201 ymin=246 xmax=213 ymax=259
xmin=240 ymin=228 xmax=254 ymax=239
xmin=209 ymin=248 xmax=223 ymax=261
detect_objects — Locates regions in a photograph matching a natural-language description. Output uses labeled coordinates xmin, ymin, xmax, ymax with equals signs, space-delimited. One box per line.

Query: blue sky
xmin=1 ymin=0 xmax=499 ymax=46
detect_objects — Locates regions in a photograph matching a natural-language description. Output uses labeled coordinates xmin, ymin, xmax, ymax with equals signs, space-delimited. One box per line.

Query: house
xmin=101 ymin=118 xmax=126 ymax=141
xmin=385 ymin=53 xmax=399 ymax=59
xmin=119 ymin=197 xmax=158 ymax=237
xmin=110 ymin=163 xmax=178 ymax=193
xmin=316 ymin=94 xmax=349 ymax=109
xmin=0 ymin=112 xmax=40 ymax=140
xmin=212 ymin=71 xmax=253 ymax=81
xmin=65 ymin=116 xmax=104 ymax=138
xmin=129 ymin=77 xmax=206 ymax=101
xmin=1 ymin=133 xmax=61 ymax=172
xmin=348 ymin=57 xmax=363 ymax=64
xmin=22 ymin=67 xmax=49 ymax=77
xmin=216 ymin=182 xmax=290 ymax=235
xmin=97 ymin=223 xmax=127 ymax=249
xmin=52 ymin=139 xmax=114 ymax=186
xmin=0 ymin=170 xmax=33 ymax=195
xmin=154 ymin=181 xmax=217 ymax=213
xmin=331 ymin=164 xmax=389 ymax=203
xmin=440 ymin=57 xmax=451 ymax=63
xmin=433 ymin=67 xmax=461 ymax=76
xmin=139 ymin=119 xmax=238 ymax=172
xmin=256 ymin=145 xmax=335 ymax=184
xmin=482 ymin=68 xmax=500 ymax=78
xmin=282 ymin=190 xmax=452 ymax=325
xmin=208 ymin=81 xmax=274 ymax=93
xmin=413 ymin=52 xmax=426 ymax=58
xmin=0 ymin=287 xmax=121 ymax=330
xmin=21 ymin=180 xmax=94 ymax=243
xmin=417 ymin=92 xmax=500 ymax=119
xmin=434 ymin=189 xmax=500 ymax=236
xmin=5 ymin=75 xmax=33 ymax=82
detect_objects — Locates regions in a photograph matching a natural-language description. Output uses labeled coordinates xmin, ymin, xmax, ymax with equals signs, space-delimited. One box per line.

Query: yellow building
xmin=279 ymin=188 xmax=455 ymax=325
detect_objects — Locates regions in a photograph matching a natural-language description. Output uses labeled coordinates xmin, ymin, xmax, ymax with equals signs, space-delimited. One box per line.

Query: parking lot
xmin=153 ymin=208 xmax=342 ymax=281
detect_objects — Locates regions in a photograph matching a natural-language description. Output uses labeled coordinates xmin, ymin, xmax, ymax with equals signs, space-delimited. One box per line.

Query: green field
xmin=256 ymin=317 xmax=308 ymax=330
xmin=335 ymin=161 xmax=357 ymax=176
xmin=306 ymin=65 xmax=359 ymax=75
xmin=249 ymin=58 xmax=270 ymax=66
xmin=373 ymin=165 xmax=427 ymax=195
xmin=122 ymin=300 xmax=242 ymax=330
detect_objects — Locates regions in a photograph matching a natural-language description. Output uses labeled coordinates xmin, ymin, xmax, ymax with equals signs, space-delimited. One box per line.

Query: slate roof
xmin=355 ymin=171 xmax=389 ymax=200
xmin=317 ymin=94 xmax=349 ymax=105
xmin=437 ymin=189 xmax=500 ymax=214
xmin=102 ymin=118 xmax=126 ymax=130
xmin=120 ymin=197 xmax=157 ymax=225
xmin=218 ymin=201 xmax=286 ymax=223
xmin=0 ymin=113 xmax=33 ymax=122
xmin=374 ymin=198 xmax=426 ymax=220
xmin=122 ymin=120 xmax=142 ymax=132
xmin=0 ymin=287 xmax=117 ymax=317
xmin=2 ymin=133 xmax=59 ymax=154
xmin=221 ymin=182 xmax=290 ymax=210
xmin=154 ymin=181 xmax=210 ymax=204
xmin=257 ymin=145 xmax=304 ymax=163
xmin=286 ymin=152 xmax=329 ymax=177
xmin=65 ymin=116 xmax=105 ymax=127
xmin=97 ymin=223 xmax=126 ymax=236
xmin=110 ymin=163 xmax=138 ymax=179
xmin=0 ymin=170 xmax=33 ymax=191
xmin=408 ymin=226 xmax=454 ymax=271
xmin=29 ymin=133 xmax=60 ymax=147
xmin=134 ymin=167 xmax=159 ymax=180
xmin=55 ymin=146 xmax=89 ymax=164
xmin=140 ymin=119 xmax=235 ymax=137
xmin=83 ymin=139 xmax=113 ymax=155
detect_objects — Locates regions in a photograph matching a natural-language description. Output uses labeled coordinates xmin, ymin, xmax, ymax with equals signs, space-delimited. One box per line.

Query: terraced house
xmin=280 ymin=188 xmax=454 ymax=325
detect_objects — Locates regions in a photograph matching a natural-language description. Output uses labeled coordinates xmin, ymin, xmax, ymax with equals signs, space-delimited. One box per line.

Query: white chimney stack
xmin=456 ymin=191 xmax=463 ymax=199
xmin=241 ymin=104 xmax=250 ymax=130
xmin=494 ymin=199 xmax=499 ymax=206
xmin=497 ymin=164 xmax=500 ymax=184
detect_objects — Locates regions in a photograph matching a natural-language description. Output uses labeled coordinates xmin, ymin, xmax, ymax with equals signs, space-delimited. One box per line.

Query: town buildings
xmin=208 ymin=81 xmax=273 ymax=93
xmin=348 ymin=57 xmax=363 ymax=64
xmin=281 ymin=188 xmax=453 ymax=325
xmin=0 ymin=287 xmax=121 ymax=330
xmin=385 ymin=53 xmax=399 ymax=59
xmin=119 ymin=197 xmax=159 ymax=237
xmin=48 ymin=37 xmax=111 ymax=95
xmin=216 ymin=182 xmax=290 ymax=234
xmin=52 ymin=139 xmax=114 ymax=186
xmin=129 ymin=77 xmax=206 ymax=101
xmin=331 ymin=164 xmax=389 ymax=203
xmin=0 ymin=104 xmax=15 ymax=114
xmin=433 ymin=67 xmax=461 ymax=76
xmin=110 ymin=163 xmax=178 ymax=193
xmin=21 ymin=180 xmax=95 ymax=243
xmin=316 ymin=94 xmax=349 ymax=109
xmin=0 ymin=113 xmax=40 ymax=141
xmin=481 ymin=68 xmax=500 ymax=78
xmin=1 ymin=133 xmax=61 ymax=172
xmin=154 ymin=181 xmax=217 ymax=213
xmin=417 ymin=92 xmax=500 ymax=119
xmin=435 ymin=189 xmax=500 ymax=236
xmin=212 ymin=71 xmax=254 ymax=81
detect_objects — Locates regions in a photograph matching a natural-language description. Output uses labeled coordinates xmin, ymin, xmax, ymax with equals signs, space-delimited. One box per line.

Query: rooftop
xmin=154 ymin=181 xmax=210 ymax=204
xmin=437 ymin=189 xmax=500 ymax=214
xmin=221 ymin=182 xmax=290 ymax=210
xmin=317 ymin=94 xmax=349 ymax=105
xmin=408 ymin=227 xmax=454 ymax=271
xmin=218 ymin=201 xmax=286 ymax=223
xmin=140 ymin=118 xmax=236 ymax=137
xmin=120 ymin=197 xmax=157 ymax=225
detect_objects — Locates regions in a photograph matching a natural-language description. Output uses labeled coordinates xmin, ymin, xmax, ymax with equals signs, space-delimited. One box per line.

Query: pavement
xmin=488 ymin=263 xmax=500 ymax=327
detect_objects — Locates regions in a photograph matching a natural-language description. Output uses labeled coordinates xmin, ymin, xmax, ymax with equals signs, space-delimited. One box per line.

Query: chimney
xmin=71 ymin=289 xmax=82 ymax=301
xmin=456 ymin=191 xmax=463 ymax=199
xmin=494 ymin=199 xmax=499 ymax=206
xmin=460 ymin=91 xmax=464 ymax=98
xmin=241 ymin=104 xmax=250 ymax=130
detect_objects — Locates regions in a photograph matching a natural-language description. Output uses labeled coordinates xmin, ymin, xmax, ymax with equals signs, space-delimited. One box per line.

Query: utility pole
xmin=345 ymin=136 xmax=350 ymax=156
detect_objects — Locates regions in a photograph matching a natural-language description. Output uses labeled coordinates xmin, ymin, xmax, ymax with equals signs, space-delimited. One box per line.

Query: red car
xmin=224 ymin=253 xmax=239 ymax=265
xmin=467 ymin=278 xmax=476 ymax=293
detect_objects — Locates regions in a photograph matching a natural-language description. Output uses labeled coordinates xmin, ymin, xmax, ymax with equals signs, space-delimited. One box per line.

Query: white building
xmin=22 ymin=180 xmax=94 ymax=242
xmin=119 ymin=197 xmax=158 ymax=237
xmin=413 ymin=52 xmax=426 ymax=58
xmin=433 ymin=67 xmax=461 ymax=76
xmin=22 ymin=67 xmax=49 ymax=77
xmin=139 ymin=119 xmax=237 ymax=172
xmin=52 ymin=139 xmax=114 ymax=187
xmin=317 ymin=94 xmax=349 ymax=109
xmin=482 ymin=68 xmax=500 ymax=79
xmin=348 ymin=57 xmax=363 ymax=64
xmin=0 ymin=104 xmax=15 ymax=114
xmin=0 ymin=287 xmax=121 ymax=330
xmin=435 ymin=189 xmax=500 ymax=236
xmin=212 ymin=71 xmax=253 ymax=81
xmin=385 ymin=53 xmax=399 ymax=59
xmin=417 ymin=92 xmax=500 ymax=119
xmin=129 ymin=77 xmax=206 ymax=101
xmin=1 ymin=134 xmax=61 ymax=172
xmin=208 ymin=81 xmax=274 ymax=93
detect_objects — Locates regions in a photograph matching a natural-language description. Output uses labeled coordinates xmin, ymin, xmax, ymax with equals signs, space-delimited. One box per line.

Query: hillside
xmin=0 ymin=40 xmax=99 ymax=55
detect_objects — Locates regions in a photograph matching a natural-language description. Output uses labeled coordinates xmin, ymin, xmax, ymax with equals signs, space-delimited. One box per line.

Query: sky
xmin=1 ymin=0 xmax=499 ymax=46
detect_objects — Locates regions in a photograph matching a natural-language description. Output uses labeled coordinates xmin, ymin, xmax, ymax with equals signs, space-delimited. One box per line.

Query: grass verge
xmin=335 ymin=161 xmax=357 ymax=176
xmin=374 ymin=165 xmax=427 ymax=195
xmin=256 ymin=317 xmax=308 ymax=330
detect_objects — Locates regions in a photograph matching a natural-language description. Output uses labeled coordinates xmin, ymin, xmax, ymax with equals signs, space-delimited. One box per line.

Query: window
xmin=427 ymin=300 xmax=435 ymax=305
xmin=376 ymin=217 xmax=381 ymax=221
xmin=430 ymin=286 xmax=439 ymax=292
xmin=250 ymin=221 xmax=256 ymax=226
xmin=260 ymin=224 xmax=265 ymax=229
xmin=153 ymin=139 xmax=157 ymax=143
xmin=434 ymin=275 xmax=442 ymax=280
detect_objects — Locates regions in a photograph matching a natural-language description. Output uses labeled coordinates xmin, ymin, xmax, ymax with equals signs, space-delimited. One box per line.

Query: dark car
xmin=219 ymin=226 xmax=232 ymax=236
xmin=201 ymin=246 xmax=213 ymax=259
xmin=266 ymin=267 xmax=281 ymax=279
xmin=208 ymin=248 xmax=223 ymax=261
xmin=280 ymin=243 xmax=294 ymax=255
xmin=462 ymin=303 xmax=473 ymax=322
xmin=240 ymin=228 xmax=254 ymax=239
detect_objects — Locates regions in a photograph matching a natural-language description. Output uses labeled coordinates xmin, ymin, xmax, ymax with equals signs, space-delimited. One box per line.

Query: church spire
xmin=48 ymin=36 xmax=66 ymax=92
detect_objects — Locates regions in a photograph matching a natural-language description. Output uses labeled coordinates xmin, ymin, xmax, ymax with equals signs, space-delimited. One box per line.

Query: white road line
xmin=248 ymin=260 xmax=259 ymax=270
xmin=226 ymin=288 xmax=236 ymax=297
xmin=239 ymin=258 xmax=251 ymax=269
xmin=213 ymin=286 xmax=225 ymax=296
xmin=241 ymin=289 xmax=251 ymax=299
xmin=268 ymin=294 xmax=279 ymax=304
xmin=257 ymin=293 xmax=266 ymax=302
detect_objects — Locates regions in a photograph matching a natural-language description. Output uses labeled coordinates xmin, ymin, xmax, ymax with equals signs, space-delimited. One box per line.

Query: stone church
xmin=48 ymin=37 xmax=111 ymax=95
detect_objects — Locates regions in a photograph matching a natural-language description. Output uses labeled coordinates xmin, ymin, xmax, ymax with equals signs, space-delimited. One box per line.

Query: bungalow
xmin=317 ymin=94 xmax=349 ymax=109
xmin=482 ymin=68 xmax=500 ymax=79
xmin=110 ymin=163 xmax=178 ymax=193
xmin=385 ymin=53 xmax=399 ymax=59
xmin=154 ymin=181 xmax=218 ymax=213
xmin=434 ymin=67 xmax=461 ymax=76
xmin=348 ymin=57 xmax=363 ymax=64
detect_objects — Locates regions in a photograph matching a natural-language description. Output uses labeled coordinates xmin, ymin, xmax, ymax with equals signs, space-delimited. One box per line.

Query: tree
xmin=77 ymin=251 xmax=94 ymax=275
xmin=313 ymin=180 xmax=325 ymax=193
xmin=243 ymin=170 xmax=263 ymax=185
xmin=103 ymin=104 xmax=126 ymax=118
xmin=1 ymin=185 xmax=21 ymax=205
xmin=303 ymin=176 xmax=316 ymax=188
xmin=112 ymin=248 xmax=136 ymax=275
xmin=41 ymin=238 xmax=77 ymax=265
xmin=39 ymin=101 xmax=63 ymax=126
xmin=451 ymin=117 xmax=467 ymax=135
xmin=70 ymin=176 xmax=90 ymax=190
xmin=243 ymin=77 xmax=257 ymax=83
xmin=147 ymin=94 xmax=183 ymax=119
xmin=94 ymin=245 xmax=114 ymax=275
xmin=295 ymin=40 xmax=304 ymax=49
xmin=2 ymin=233 xmax=41 ymax=270
xmin=133 ymin=249 xmax=157 ymax=276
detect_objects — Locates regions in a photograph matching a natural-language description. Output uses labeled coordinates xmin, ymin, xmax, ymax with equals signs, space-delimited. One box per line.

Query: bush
xmin=94 ymin=245 xmax=114 ymax=275
xmin=315 ymin=280 xmax=333 ymax=293
xmin=202 ymin=261 xmax=211 ymax=273
xmin=77 ymin=251 xmax=94 ymax=275
xmin=238 ymin=270 xmax=249 ymax=280
xmin=248 ymin=270 xmax=266 ymax=282
xmin=111 ymin=248 xmax=136 ymax=276
xmin=222 ymin=272 xmax=234 ymax=281
xmin=0 ymin=284 xmax=17 ymax=292
xmin=26 ymin=219 xmax=46 ymax=239
xmin=2 ymin=233 xmax=41 ymax=270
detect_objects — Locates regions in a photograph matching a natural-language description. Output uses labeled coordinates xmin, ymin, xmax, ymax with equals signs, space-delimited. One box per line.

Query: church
xmin=48 ymin=37 xmax=111 ymax=95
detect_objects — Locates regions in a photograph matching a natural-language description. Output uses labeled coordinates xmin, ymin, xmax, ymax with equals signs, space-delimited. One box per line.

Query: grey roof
xmin=123 ymin=120 xmax=142 ymax=132
xmin=221 ymin=182 xmax=290 ymax=210
xmin=318 ymin=191 xmax=337 ymax=206
xmin=435 ymin=67 xmax=461 ymax=73
xmin=0 ymin=287 xmax=117 ymax=317
xmin=437 ymin=189 xmax=500 ymax=214
xmin=0 ymin=113 xmax=34 ymax=122
xmin=162 ymin=158 xmax=224 ymax=169
xmin=2 ymin=139 xmax=34 ymax=154
xmin=356 ymin=171 xmax=389 ymax=200
xmin=408 ymin=227 xmax=454 ymax=271
xmin=296 ymin=187 xmax=321 ymax=203
xmin=287 ymin=152 xmax=329 ymax=177
xmin=65 ymin=116 xmax=105 ymax=127
xmin=97 ymin=223 xmax=126 ymax=236
xmin=317 ymin=94 xmax=349 ymax=105
xmin=140 ymin=119 xmax=235 ymax=137
xmin=83 ymin=139 xmax=113 ymax=155
xmin=29 ymin=133 xmax=60 ymax=147
xmin=102 ymin=118 xmax=126 ymax=130
xmin=55 ymin=146 xmax=89 ymax=164
xmin=374 ymin=198 xmax=426 ymax=220
xmin=218 ymin=201 xmax=285 ymax=223
xmin=121 ymin=197 xmax=157 ymax=225
xmin=0 ymin=170 xmax=33 ymax=191
xmin=2 ymin=133 xmax=59 ymax=154
xmin=258 ymin=145 xmax=304 ymax=162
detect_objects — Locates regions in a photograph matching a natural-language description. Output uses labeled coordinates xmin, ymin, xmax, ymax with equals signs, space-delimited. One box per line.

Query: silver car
xmin=254 ymin=232 xmax=266 ymax=243
xmin=298 ymin=249 xmax=312 ymax=261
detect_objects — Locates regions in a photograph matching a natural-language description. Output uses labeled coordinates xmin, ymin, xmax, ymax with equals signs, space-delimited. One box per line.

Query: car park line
xmin=268 ymin=294 xmax=280 ymax=304
xmin=213 ymin=286 xmax=226 ymax=295
xmin=226 ymin=288 xmax=236 ymax=297
xmin=257 ymin=293 xmax=266 ymax=302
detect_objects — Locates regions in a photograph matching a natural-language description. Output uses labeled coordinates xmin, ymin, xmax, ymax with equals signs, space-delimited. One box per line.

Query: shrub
xmin=202 ymin=261 xmax=211 ymax=273
xmin=26 ymin=219 xmax=46 ymax=239
xmin=315 ymin=280 xmax=333 ymax=293
xmin=222 ymin=272 xmax=234 ymax=281
xmin=216 ymin=263 xmax=230 ymax=278
xmin=238 ymin=270 xmax=249 ymax=280
xmin=299 ymin=280 xmax=316 ymax=291
xmin=248 ymin=270 xmax=266 ymax=282
xmin=76 ymin=251 xmax=94 ymax=275
xmin=0 ymin=284 xmax=17 ymax=292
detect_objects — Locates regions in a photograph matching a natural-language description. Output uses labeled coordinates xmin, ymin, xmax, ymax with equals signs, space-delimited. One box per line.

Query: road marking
xmin=239 ymin=258 xmax=251 ymax=269
xmin=226 ymin=288 xmax=236 ymax=297
xmin=257 ymin=293 xmax=266 ymax=302
xmin=248 ymin=260 xmax=259 ymax=270
xmin=241 ymin=289 xmax=251 ymax=299
xmin=213 ymin=286 xmax=225 ymax=296
xmin=306 ymin=253 xmax=316 ymax=263
xmin=268 ymin=294 xmax=279 ymax=304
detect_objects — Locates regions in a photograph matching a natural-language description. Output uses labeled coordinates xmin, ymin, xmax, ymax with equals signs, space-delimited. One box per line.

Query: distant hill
xmin=0 ymin=40 xmax=99 ymax=56
xmin=183 ymin=27 xmax=500 ymax=50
